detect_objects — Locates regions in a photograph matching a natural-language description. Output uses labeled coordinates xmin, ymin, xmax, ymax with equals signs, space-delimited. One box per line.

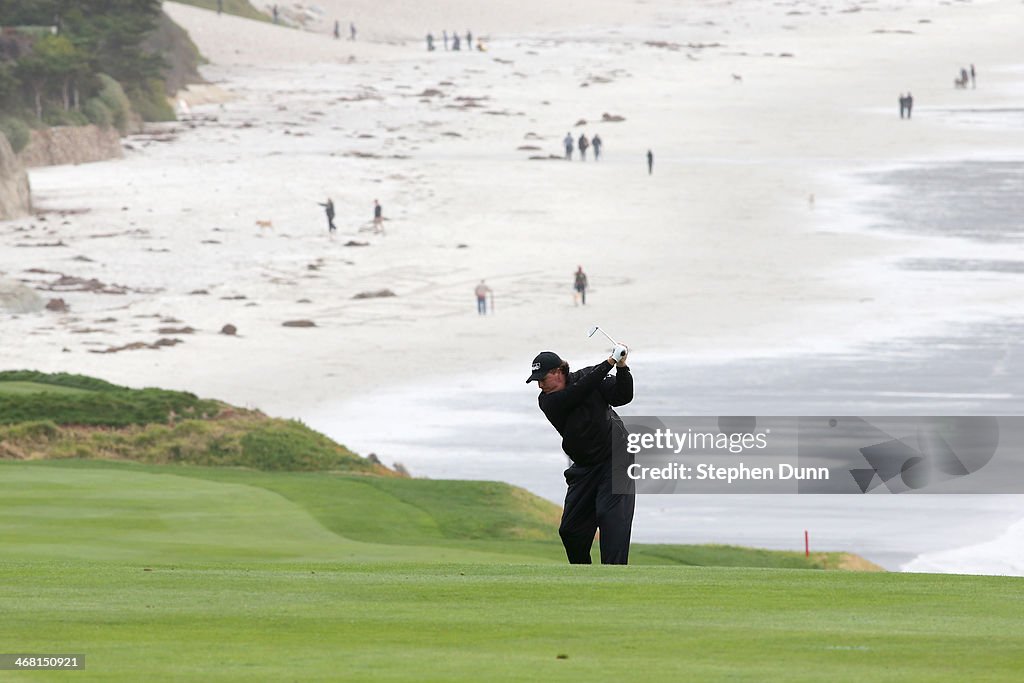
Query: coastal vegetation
xmin=0 ymin=0 xmax=203 ymax=150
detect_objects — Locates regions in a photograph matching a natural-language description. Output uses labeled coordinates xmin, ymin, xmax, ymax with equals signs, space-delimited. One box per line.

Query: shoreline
xmin=4 ymin=1 xmax=1021 ymax=415
xmin=14 ymin=144 xmax=1022 ymax=418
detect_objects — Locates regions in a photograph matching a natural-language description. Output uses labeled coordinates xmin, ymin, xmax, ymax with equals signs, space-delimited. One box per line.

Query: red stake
xmin=805 ymin=530 xmax=809 ymax=557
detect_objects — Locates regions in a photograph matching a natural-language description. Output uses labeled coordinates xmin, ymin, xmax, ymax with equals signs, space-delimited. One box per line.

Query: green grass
xmin=8 ymin=372 xmax=1013 ymax=679
xmin=174 ymin=0 xmax=272 ymax=22
xmin=1 ymin=460 xmax=1023 ymax=681
xmin=0 ymin=460 xmax=542 ymax=565
xmin=0 ymin=381 xmax=91 ymax=396
xmin=3 ymin=562 xmax=1023 ymax=683
xmin=0 ymin=459 xmax=856 ymax=568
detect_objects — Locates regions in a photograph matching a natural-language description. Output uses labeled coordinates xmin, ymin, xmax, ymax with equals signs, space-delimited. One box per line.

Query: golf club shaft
xmin=596 ymin=327 xmax=618 ymax=346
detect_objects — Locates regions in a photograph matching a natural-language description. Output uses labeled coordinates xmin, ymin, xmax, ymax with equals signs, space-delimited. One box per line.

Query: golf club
xmin=587 ymin=325 xmax=619 ymax=346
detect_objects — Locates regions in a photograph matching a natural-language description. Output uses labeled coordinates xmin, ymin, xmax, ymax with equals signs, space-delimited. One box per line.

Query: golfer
xmin=527 ymin=347 xmax=635 ymax=564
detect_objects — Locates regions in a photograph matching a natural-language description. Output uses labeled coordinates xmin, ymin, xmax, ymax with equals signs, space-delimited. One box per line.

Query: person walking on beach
xmin=217 ymin=0 xmax=223 ymax=14
xmin=452 ymin=33 xmax=461 ymax=51
xmin=443 ymin=30 xmax=449 ymax=50
xmin=899 ymin=93 xmax=906 ymax=119
xmin=573 ymin=266 xmax=588 ymax=306
xmin=646 ymin=149 xmax=654 ymax=175
xmin=564 ymin=133 xmax=574 ymax=160
xmin=318 ymin=198 xmax=336 ymax=233
xmin=475 ymin=280 xmax=492 ymax=315
xmin=350 ymin=22 xmax=356 ymax=40
xmin=272 ymin=5 xmax=279 ymax=24
xmin=970 ymin=64 xmax=976 ymax=88
xmin=906 ymin=92 xmax=914 ymax=119
xmin=578 ymin=134 xmax=589 ymax=161
xmin=527 ymin=346 xmax=635 ymax=565
xmin=373 ymin=200 xmax=384 ymax=234
xmin=334 ymin=20 xmax=341 ymax=39
xmin=592 ymin=134 xmax=603 ymax=161
xmin=426 ymin=33 xmax=435 ymax=51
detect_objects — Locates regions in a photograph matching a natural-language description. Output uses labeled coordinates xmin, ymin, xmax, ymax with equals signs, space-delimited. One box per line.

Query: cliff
xmin=0 ymin=133 xmax=31 ymax=221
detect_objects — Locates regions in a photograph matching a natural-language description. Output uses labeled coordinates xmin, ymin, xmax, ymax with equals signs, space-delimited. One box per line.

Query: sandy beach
xmin=2 ymin=0 xmax=1023 ymax=571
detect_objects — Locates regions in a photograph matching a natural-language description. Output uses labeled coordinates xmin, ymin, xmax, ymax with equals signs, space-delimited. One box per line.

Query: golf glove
xmin=611 ymin=344 xmax=629 ymax=363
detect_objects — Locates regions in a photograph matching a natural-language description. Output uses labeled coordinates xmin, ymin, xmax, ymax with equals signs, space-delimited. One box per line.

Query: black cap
xmin=526 ymin=351 xmax=562 ymax=383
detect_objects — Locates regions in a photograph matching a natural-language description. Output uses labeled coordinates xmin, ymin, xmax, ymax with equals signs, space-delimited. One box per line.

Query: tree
xmin=1 ymin=0 xmax=167 ymax=122
xmin=42 ymin=35 xmax=81 ymax=111
xmin=14 ymin=51 xmax=48 ymax=119
xmin=0 ymin=63 xmax=19 ymax=108
xmin=14 ymin=35 xmax=82 ymax=118
xmin=0 ymin=0 xmax=61 ymax=26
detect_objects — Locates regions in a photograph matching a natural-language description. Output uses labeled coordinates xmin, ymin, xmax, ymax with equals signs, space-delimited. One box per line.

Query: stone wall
xmin=18 ymin=125 xmax=123 ymax=168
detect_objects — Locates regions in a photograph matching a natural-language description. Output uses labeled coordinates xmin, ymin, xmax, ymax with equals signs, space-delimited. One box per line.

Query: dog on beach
xmin=255 ymin=219 xmax=273 ymax=230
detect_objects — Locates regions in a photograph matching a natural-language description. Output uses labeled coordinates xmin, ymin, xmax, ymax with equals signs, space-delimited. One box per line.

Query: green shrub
xmin=0 ymin=116 xmax=31 ymax=153
xmin=42 ymin=107 xmax=89 ymax=127
xmin=83 ymin=97 xmax=113 ymax=127
xmin=0 ymin=420 xmax=61 ymax=442
xmin=95 ymin=74 xmax=132 ymax=133
xmin=131 ymin=424 xmax=172 ymax=449
xmin=128 ymin=78 xmax=175 ymax=122
xmin=240 ymin=421 xmax=371 ymax=471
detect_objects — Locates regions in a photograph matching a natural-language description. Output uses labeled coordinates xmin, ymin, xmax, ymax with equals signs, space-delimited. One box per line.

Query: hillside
xmin=0 ymin=371 xmax=388 ymax=474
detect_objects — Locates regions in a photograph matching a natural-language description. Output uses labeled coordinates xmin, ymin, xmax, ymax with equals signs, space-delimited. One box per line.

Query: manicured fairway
xmin=1 ymin=461 xmax=1022 ymax=681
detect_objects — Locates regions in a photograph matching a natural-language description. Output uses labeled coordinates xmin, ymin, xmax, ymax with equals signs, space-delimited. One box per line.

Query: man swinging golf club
xmin=526 ymin=328 xmax=635 ymax=564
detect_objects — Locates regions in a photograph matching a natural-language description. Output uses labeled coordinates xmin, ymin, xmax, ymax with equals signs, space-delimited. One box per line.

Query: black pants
xmin=559 ymin=458 xmax=635 ymax=564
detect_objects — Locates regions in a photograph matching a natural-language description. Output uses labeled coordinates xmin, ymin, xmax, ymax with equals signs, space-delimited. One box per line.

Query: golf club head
xmin=587 ymin=325 xmax=619 ymax=346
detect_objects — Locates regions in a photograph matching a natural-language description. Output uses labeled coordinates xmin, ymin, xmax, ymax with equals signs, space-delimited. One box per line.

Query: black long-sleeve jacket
xmin=538 ymin=360 xmax=633 ymax=467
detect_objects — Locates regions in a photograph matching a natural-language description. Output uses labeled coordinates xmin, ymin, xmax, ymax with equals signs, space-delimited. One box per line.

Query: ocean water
xmin=861 ymin=159 xmax=1024 ymax=243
